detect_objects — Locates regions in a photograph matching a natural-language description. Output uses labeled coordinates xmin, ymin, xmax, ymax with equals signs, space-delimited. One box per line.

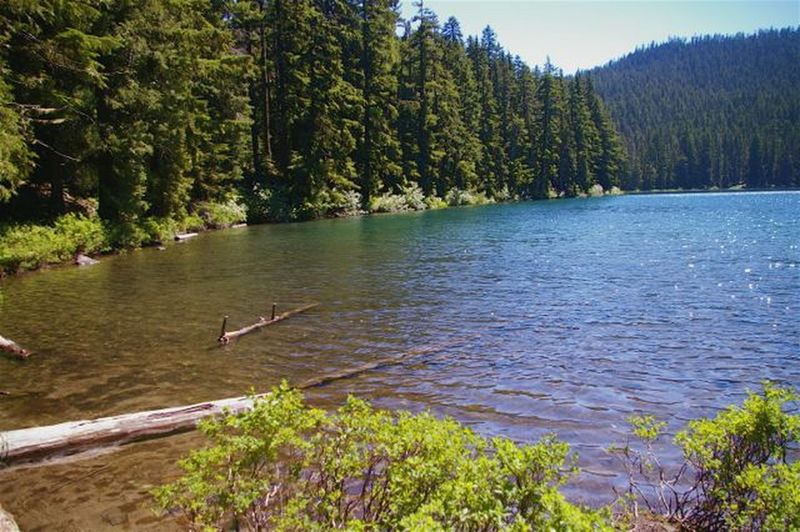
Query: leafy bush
xmin=154 ymin=383 xmax=610 ymax=531
xmin=242 ymin=184 xmax=294 ymax=223
xmin=195 ymin=199 xmax=247 ymax=229
xmin=0 ymin=213 xmax=108 ymax=274
xmin=369 ymin=183 xmax=429 ymax=214
xmin=402 ymin=183 xmax=426 ymax=211
xmin=445 ymin=188 xmax=495 ymax=207
xmin=327 ymin=189 xmax=363 ymax=217
xmin=369 ymin=191 xmax=408 ymax=213
xmin=588 ymin=184 xmax=605 ymax=197
xmin=425 ymin=195 xmax=448 ymax=210
xmin=613 ymin=383 xmax=800 ymax=530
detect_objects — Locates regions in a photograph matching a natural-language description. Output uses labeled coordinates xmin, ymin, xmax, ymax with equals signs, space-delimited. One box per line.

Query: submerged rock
xmin=75 ymin=254 xmax=99 ymax=266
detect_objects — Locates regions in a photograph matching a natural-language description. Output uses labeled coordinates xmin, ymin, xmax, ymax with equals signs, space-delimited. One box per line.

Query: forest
xmin=0 ymin=0 xmax=623 ymax=236
xmin=588 ymin=28 xmax=800 ymax=191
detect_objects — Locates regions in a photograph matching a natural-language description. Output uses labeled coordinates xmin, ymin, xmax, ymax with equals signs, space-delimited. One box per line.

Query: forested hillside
xmin=0 ymin=0 xmax=623 ymax=236
xmin=588 ymin=28 xmax=800 ymax=191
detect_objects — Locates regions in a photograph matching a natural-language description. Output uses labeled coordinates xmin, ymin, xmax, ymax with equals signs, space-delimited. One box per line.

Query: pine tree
xmin=533 ymin=59 xmax=563 ymax=198
xmin=357 ymin=0 xmax=402 ymax=205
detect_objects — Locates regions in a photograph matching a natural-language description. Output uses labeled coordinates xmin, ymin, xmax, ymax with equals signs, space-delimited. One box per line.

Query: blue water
xmin=1 ymin=191 xmax=798 ymax=519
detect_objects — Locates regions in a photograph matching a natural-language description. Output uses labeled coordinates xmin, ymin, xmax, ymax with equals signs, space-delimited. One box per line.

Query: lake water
xmin=1 ymin=191 xmax=798 ymax=529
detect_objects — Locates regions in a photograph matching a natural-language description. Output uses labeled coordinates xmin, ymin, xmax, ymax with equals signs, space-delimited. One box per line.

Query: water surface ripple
xmin=1 ymin=191 xmax=798 ymax=525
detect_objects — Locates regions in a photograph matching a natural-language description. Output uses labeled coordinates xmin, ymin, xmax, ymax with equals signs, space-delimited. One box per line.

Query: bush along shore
xmin=0 ymin=198 xmax=246 ymax=277
xmin=0 ymin=184 xmax=624 ymax=278
xmin=155 ymin=382 xmax=799 ymax=531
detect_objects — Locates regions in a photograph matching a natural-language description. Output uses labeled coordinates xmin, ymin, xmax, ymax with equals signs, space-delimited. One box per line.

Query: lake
xmin=1 ymin=191 xmax=798 ymax=528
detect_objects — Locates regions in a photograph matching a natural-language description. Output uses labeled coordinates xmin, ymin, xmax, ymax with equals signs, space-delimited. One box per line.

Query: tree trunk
xmin=0 ymin=504 xmax=20 ymax=532
xmin=218 ymin=303 xmax=317 ymax=343
xmin=0 ymin=336 xmax=29 ymax=359
xmin=0 ymin=335 xmax=469 ymax=466
xmin=258 ymin=1 xmax=273 ymax=169
xmin=0 ymin=395 xmax=263 ymax=466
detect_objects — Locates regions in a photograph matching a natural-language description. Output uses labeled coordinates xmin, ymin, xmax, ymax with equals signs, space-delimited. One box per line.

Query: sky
xmin=399 ymin=1 xmax=799 ymax=73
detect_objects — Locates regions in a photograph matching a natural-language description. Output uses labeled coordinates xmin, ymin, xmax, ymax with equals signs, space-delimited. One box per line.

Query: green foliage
xmin=0 ymin=60 xmax=31 ymax=202
xmin=628 ymin=415 xmax=666 ymax=443
xmin=614 ymin=383 xmax=800 ymax=530
xmin=155 ymin=383 xmax=610 ymax=531
xmin=0 ymin=214 xmax=107 ymax=274
xmin=445 ymin=188 xmax=494 ymax=207
xmin=242 ymin=184 xmax=294 ymax=223
xmin=425 ymin=195 xmax=448 ymax=210
xmin=675 ymin=382 xmax=800 ymax=529
xmin=368 ymin=183 xmax=428 ymax=213
xmin=194 ymin=199 xmax=247 ymax=229
xmin=0 ymin=0 xmax=633 ymax=255
xmin=590 ymin=29 xmax=800 ymax=190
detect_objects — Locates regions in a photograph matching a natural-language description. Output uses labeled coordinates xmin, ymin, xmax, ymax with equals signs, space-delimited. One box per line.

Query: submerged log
xmin=218 ymin=303 xmax=318 ymax=344
xmin=0 ymin=395 xmax=263 ymax=466
xmin=0 ymin=336 xmax=469 ymax=466
xmin=0 ymin=335 xmax=29 ymax=359
xmin=0 ymin=504 xmax=20 ymax=532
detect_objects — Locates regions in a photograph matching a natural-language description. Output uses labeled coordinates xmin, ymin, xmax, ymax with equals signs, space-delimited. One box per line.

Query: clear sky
xmin=399 ymin=1 xmax=799 ymax=73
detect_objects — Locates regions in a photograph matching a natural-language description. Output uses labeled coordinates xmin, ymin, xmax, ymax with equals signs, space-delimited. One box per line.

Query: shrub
xmin=425 ymin=195 xmax=448 ymax=210
xmin=612 ymin=383 xmax=800 ymax=530
xmin=676 ymin=383 xmax=800 ymax=530
xmin=445 ymin=188 xmax=495 ymax=207
xmin=369 ymin=183 xmax=429 ymax=214
xmin=402 ymin=183 xmax=426 ymax=211
xmin=0 ymin=213 xmax=108 ymax=274
xmin=195 ymin=199 xmax=247 ymax=229
xmin=327 ymin=189 xmax=363 ymax=217
xmin=369 ymin=191 xmax=408 ymax=213
xmin=242 ymin=184 xmax=294 ymax=223
xmin=588 ymin=184 xmax=605 ymax=197
xmin=154 ymin=383 xmax=610 ymax=531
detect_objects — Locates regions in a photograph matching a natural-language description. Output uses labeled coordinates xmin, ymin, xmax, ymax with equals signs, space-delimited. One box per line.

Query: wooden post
xmin=220 ymin=316 xmax=228 ymax=339
xmin=271 ymin=303 xmax=277 ymax=321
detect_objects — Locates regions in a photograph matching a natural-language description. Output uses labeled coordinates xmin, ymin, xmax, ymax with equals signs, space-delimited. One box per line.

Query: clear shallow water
xmin=1 ymin=191 xmax=798 ymax=527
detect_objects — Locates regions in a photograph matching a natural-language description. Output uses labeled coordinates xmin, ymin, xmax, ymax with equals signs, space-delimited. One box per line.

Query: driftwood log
xmin=218 ymin=303 xmax=318 ymax=344
xmin=0 ymin=336 xmax=469 ymax=466
xmin=174 ymin=232 xmax=198 ymax=242
xmin=0 ymin=395 xmax=263 ymax=466
xmin=0 ymin=504 xmax=20 ymax=532
xmin=0 ymin=335 xmax=29 ymax=359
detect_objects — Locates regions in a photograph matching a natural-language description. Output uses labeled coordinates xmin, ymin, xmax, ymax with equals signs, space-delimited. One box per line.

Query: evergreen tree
xmin=357 ymin=0 xmax=402 ymax=205
xmin=533 ymin=59 xmax=563 ymax=197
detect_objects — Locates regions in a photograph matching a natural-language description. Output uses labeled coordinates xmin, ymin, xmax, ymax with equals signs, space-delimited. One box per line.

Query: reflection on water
xmin=1 ymin=191 xmax=798 ymax=528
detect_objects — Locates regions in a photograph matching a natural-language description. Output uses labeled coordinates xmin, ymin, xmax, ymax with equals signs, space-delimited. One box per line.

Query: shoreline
xmin=2 ymin=185 xmax=797 ymax=281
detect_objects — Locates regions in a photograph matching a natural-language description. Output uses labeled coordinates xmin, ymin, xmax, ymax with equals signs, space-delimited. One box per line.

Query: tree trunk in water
xmin=218 ymin=303 xmax=318 ymax=343
xmin=0 ymin=336 xmax=470 ymax=467
xmin=0 ymin=504 xmax=20 ymax=532
xmin=0 ymin=335 xmax=29 ymax=359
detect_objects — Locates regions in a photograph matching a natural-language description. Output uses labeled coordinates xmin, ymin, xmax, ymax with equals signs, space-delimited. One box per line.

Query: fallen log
xmin=0 ymin=504 xmax=20 ymax=532
xmin=218 ymin=303 xmax=318 ymax=344
xmin=0 ymin=335 xmax=29 ymax=359
xmin=0 ymin=395 xmax=263 ymax=466
xmin=299 ymin=337 xmax=468 ymax=389
xmin=0 ymin=336 xmax=469 ymax=466
xmin=174 ymin=232 xmax=198 ymax=242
